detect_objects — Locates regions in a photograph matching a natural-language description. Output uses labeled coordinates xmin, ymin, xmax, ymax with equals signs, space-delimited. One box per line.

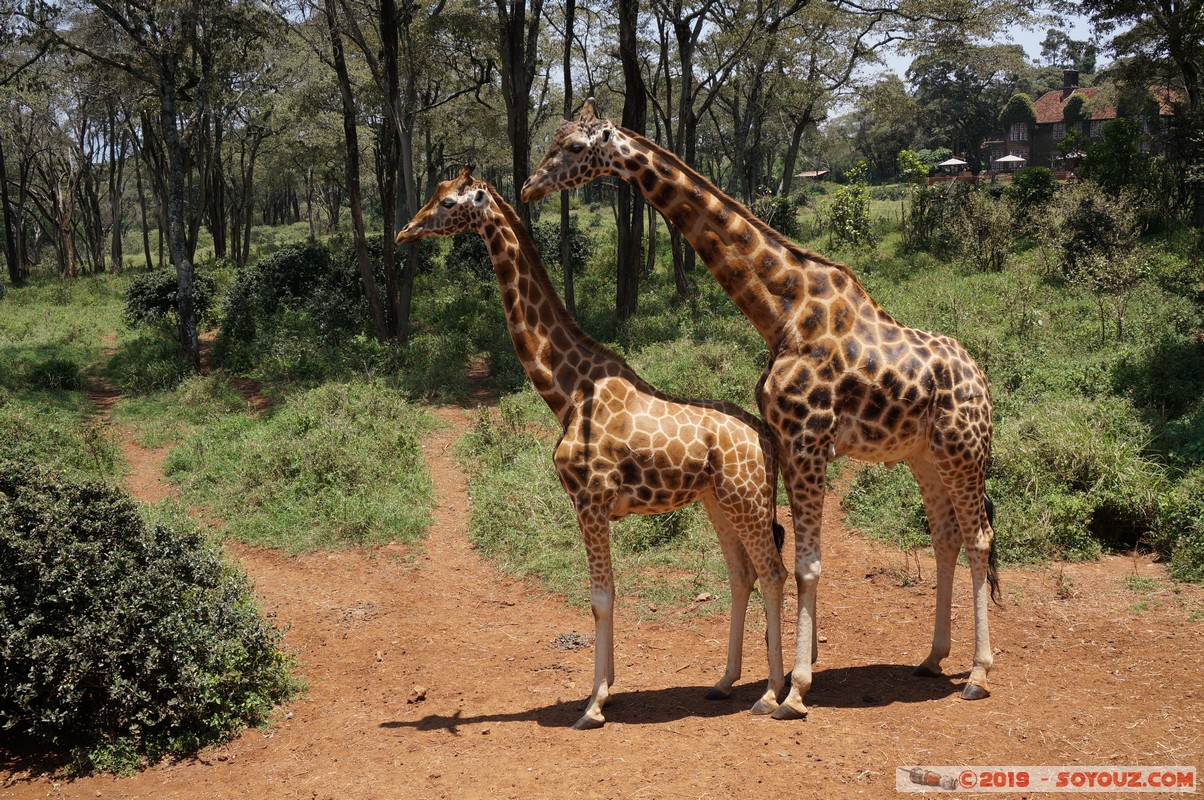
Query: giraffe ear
xmin=472 ymin=188 xmax=488 ymax=207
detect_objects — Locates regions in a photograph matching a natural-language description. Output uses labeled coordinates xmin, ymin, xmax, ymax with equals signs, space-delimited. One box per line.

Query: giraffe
xmin=397 ymin=165 xmax=789 ymax=730
xmin=522 ymin=100 xmax=1000 ymax=720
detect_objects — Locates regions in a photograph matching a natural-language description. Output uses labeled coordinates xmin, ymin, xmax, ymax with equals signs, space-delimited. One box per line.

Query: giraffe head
xmin=396 ymin=164 xmax=491 ymax=243
xmin=521 ymin=98 xmax=621 ymax=203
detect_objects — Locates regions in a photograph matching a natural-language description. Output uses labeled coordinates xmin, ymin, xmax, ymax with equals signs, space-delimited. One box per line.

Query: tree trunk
xmin=495 ymin=0 xmax=544 ymax=228
xmin=0 ymin=135 xmax=20 ymax=287
xmin=560 ymin=0 xmax=577 ymax=315
xmin=159 ymin=80 xmax=200 ymax=368
xmin=134 ymin=153 xmax=154 ymax=270
xmin=326 ymin=0 xmax=388 ymax=342
xmin=108 ymin=119 xmax=127 ymax=273
xmin=380 ymin=0 xmax=402 ymax=339
xmin=615 ymin=0 xmax=646 ymax=320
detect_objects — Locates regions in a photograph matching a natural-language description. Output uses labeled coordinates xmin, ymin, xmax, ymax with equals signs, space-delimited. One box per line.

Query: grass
xmin=164 ymin=380 xmax=436 ymax=552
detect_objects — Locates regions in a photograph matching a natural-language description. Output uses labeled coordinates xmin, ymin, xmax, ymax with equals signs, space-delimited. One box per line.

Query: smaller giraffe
xmin=397 ymin=166 xmax=788 ymax=730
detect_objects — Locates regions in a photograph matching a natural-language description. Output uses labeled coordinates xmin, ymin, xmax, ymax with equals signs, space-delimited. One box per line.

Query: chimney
xmin=1062 ymin=69 xmax=1079 ymax=99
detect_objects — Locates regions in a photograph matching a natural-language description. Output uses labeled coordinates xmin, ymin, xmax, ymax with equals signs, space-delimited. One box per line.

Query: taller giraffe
xmin=397 ymin=166 xmax=789 ymax=730
xmin=523 ymin=101 xmax=1000 ymax=720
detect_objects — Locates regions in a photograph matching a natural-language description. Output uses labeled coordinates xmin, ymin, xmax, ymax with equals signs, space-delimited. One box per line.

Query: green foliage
xmin=990 ymin=395 xmax=1163 ymax=558
xmin=950 ymin=191 xmax=1015 ymax=272
xmin=165 ymin=381 xmax=434 ymax=551
xmin=1155 ymin=468 xmax=1204 ymax=582
xmin=105 ymin=330 xmax=190 ymax=395
xmin=0 ymin=460 xmax=298 ymax=774
xmin=123 ymin=269 xmax=216 ymax=331
xmin=903 ymin=181 xmax=968 ymax=253
xmin=1084 ymin=118 xmax=1155 ymax=195
xmin=998 ymin=93 xmax=1036 ymax=127
xmin=897 ymin=149 xmax=930 ymax=185
xmin=531 ymin=215 xmax=595 ymax=276
xmin=445 ymin=231 xmax=492 ymax=283
xmin=826 ymin=161 xmax=873 ymax=246
xmin=1007 ymin=167 xmax=1058 ymax=212
xmin=751 ymin=194 xmax=803 ymax=239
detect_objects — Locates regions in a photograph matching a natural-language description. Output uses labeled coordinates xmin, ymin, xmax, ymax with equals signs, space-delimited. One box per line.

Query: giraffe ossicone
xmin=398 ymin=165 xmax=789 ymax=730
xmin=523 ymin=102 xmax=1000 ymax=719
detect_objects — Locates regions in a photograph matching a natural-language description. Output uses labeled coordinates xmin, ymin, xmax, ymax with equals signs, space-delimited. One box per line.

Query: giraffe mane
xmin=617 ymin=129 xmax=872 ymax=291
xmin=485 ymin=185 xmax=630 ymax=369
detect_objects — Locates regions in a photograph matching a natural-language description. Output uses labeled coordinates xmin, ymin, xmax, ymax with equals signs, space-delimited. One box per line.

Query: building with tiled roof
xmin=982 ymin=70 xmax=1175 ymax=171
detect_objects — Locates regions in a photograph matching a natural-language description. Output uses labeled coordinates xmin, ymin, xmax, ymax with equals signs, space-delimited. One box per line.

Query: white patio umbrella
xmin=994 ymin=154 xmax=1026 ymax=164
xmin=938 ymin=157 xmax=968 ymax=167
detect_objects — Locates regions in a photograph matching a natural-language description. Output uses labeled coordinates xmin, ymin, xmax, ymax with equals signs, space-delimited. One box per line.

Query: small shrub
xmin=950 ymin=190 xmax=1015 ymax=272
xmin=826 ymin=161 xmax=873 ymax=247
xmin=0 ymin=460 xmax=298 ymax=774
xmin=751 ymin=194 xmax=803 ymax=239
xmin=1008 ymin=167 xmax=1057 ymax=213
xmin=1155 ymin=468 xmax=1204 ymax=582
xmin=123 ymin=269 xmax=216 ymax=330
xmin=446 ymin=231 xmax=492 ymax=283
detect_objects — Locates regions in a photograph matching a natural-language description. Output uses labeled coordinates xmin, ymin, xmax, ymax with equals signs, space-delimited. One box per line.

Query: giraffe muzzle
xmin=520 ymin=174 xmax=545 ymax=204
xmin=396 ymin=223 xmax=422 ymax=244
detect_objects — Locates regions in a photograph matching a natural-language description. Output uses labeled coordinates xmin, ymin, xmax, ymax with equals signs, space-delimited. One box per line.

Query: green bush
xmin=532 ymin=215 xmax=595 ymax=276
xmin=751 ymin=194 xmax=804 ymax=239
xmin=826 ymin=161 xmax=873 ymax=247
xmin=1008 ymin=167 xmax=1057 ymax=213
xmin=445 ymin=231 xmax=492 ymax=283
xmin=1155 ymin=467 xmax=1204 ymax=582
xmin=951 ymin=190 xmax=1015 ymax=272
xmin=123 ymin=269 xmax=216 ymax=330
xmin=0 ymin=460 xmax=298 ymax=774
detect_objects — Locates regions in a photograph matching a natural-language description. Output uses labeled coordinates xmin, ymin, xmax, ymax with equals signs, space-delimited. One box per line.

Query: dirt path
xmin=3 ymin=391 xmax=1203 ymax=799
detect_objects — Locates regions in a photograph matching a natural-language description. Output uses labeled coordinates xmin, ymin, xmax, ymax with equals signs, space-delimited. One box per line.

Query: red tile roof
xmin=1032 ymin=87 xmax=1115 ymax=125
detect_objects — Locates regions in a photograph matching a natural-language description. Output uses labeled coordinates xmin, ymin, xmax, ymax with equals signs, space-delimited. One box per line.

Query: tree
xmin=44 ymin=0 xmax=279 ymax=367
xmin=1077 ymin=0 xmax=1204 ymax=224
xmin=495 ymin=0 xmax=544 ymax=228
xmin=909 ymin=44 xmax=1031 ymax=171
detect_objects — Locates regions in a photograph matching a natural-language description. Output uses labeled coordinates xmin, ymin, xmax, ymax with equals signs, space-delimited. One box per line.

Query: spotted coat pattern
xmin=522 ymin=101 xmax=1000 ymax=719
xmin=397 ymin=167 xmax=789 ymax=729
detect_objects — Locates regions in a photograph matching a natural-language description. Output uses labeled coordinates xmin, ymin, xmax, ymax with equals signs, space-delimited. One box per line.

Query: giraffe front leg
xmin=753 ymin=556 xmax=787 ymax=716
xmin=908 ymin=458 xmax=959 ymax=678
xmin=574 ymin=509 xmax=615 ymax=730
xmin=962 ymin=536 xmax=994 ymax=700
xmin=773 ymin=472 xmax=825 ymax=721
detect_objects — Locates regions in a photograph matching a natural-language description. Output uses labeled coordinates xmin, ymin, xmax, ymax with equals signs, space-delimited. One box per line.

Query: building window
xmin=1089 ymin=120 xmax=1104 ymax=138
xmin=1052 ymin=122 xmax=1066 ymax=140
xmin=1009 ymin=122 xmax=1029 ymax=142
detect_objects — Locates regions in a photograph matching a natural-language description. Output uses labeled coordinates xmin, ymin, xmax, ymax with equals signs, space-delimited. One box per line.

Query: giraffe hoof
xmin=572 ymin=713 xmax=606 ymax=730
xmin=750 ymin=697 xmax=779 ymax=716
xmin=770 ymin=702 xmax=808 ymax=721
xmin=913 ymin=664 xmax=943 ymax=678
xmin=961 ymin=682 xmax=990 ymax=701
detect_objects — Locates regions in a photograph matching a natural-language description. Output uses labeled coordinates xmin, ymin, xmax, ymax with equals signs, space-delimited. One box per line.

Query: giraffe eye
xmin=568 ymin=143 xmax=586 ymax=154
xmin=441 ymin=199 xmax=455 ymax=208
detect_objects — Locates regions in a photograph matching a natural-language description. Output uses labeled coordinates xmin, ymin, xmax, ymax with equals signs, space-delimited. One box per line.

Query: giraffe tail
xmin=984 ymin=494 xmax=1002 ymax=607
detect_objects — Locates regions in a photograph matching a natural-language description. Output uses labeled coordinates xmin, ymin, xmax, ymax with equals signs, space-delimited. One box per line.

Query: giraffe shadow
xmin=381 ymin=664 xmax=966 ymax=733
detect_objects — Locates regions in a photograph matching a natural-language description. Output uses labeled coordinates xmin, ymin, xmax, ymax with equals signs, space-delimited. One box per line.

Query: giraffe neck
xmin=607 ymin=129 xmax=877 ymax=349
xmin=479 ymin=188 xmax=611 ymax=425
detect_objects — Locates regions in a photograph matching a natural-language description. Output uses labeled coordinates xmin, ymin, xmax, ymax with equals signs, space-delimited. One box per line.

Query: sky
xmin=878 ymin=13 xmax=1100 ymax=81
